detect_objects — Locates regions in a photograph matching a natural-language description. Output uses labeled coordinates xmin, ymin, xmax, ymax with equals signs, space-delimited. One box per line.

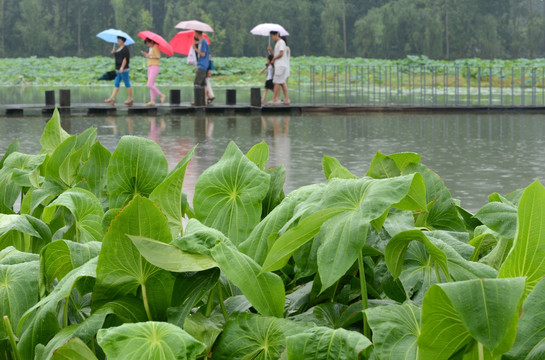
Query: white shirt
xmin=266 ymin=65 xmax=274 ymax=80
xmin=274 ymin=39 xmax=288 ymax=68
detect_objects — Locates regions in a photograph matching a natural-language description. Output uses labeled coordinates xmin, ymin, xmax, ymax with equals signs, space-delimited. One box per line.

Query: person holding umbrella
xmin=141 ymin=38 xmax=166 ymax=106
xmin=193 ymin=31 xmax=211 ymax=101
xmin=105 ymin=36 xmax=133 ymax=106
xmin=267 ymin=31 xmax=290 ymax=105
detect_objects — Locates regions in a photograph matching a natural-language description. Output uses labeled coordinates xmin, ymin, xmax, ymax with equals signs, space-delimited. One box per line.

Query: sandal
xmin=207 ymin=97 xmax=215 ymax=105
xmin=104 ymin=97 xmax=115 ymax=104
xmin=145 ymin=101 xmax=156 ymax=107
xmin=160 ymin=94 xmax=166 ymax=104
xmin=124 ymin=99 xmax=134 ymax=106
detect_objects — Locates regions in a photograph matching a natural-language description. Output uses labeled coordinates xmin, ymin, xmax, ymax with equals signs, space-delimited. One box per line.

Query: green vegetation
xmin=1 ymin=0 xmax=544 ymax=59
xmin=2 ymin=109 xmax=545 ymax=359
xmin=4 ymin=56 xmax=545 ymax=88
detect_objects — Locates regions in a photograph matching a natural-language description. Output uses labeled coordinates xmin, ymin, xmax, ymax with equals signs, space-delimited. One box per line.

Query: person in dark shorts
xmin=258 ymin=54 xmax=274 ymax=104
xmin=105 ymin=36 xmax=133 ymax=106
xmin=193 ymin=31 xmax=210 ymax=102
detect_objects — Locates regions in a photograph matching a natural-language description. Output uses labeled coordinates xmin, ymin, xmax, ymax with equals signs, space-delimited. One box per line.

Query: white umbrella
xmin=250 ymin=23 xmax=289 ymax=37
xmin=175 ymin=20 xmax=214 ymax=33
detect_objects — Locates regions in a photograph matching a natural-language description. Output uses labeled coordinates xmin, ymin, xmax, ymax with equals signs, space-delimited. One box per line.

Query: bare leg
xmin=271 ymin=83 xmax=281 ymax=102
xmin=261 ymin=89 xmax=268 ymax=104
xmin=281 ymin=83 xmax=290 ymax=105
xmin=105 ymin=87 xmax=120 ymax=104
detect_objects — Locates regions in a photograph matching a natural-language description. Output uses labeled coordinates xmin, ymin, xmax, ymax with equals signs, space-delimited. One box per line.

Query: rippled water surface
xmin=1 ymin=112 xmax=544 ymax=212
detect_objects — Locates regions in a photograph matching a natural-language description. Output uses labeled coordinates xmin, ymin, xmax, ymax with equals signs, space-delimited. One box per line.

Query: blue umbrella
xmin=96 ymin=29 xmax=135 ymax=45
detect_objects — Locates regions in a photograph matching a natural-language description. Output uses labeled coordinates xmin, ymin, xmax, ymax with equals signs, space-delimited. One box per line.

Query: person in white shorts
xmin=267 ymin=31 xmax=290 ymax=105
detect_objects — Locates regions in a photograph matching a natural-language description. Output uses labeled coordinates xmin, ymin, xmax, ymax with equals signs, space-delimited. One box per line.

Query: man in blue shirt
xmin=193 ymin=31 xmax=210 ymax=89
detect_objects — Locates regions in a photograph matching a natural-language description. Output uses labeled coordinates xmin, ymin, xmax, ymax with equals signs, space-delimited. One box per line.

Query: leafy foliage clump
xmin=1 ymin=109 xmax=545 ymax=359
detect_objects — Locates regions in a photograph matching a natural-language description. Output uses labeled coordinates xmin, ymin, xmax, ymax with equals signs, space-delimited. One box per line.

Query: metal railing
xmin=293 ymin=65 xmax=545 ymax=107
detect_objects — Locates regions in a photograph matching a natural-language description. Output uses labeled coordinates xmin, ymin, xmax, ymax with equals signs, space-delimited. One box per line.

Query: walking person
xmin=105 ymin=36 xmax=133 ymax=105
xmin=193 ymin=31 xmax=211 ymax=103
xmin=280 ymin=36 xmax=291 ymax=105
xmin=141 ymin=38 xmax=166 ymax=106
xmin=267 ymin=31 xmax=289 ymax=105
xmin=258 ymin=54 xmax=274 ymax=104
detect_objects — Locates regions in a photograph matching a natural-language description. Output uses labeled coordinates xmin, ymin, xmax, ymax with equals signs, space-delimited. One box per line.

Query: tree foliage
xmin=1 ymin=0 xmax=544 ymax=58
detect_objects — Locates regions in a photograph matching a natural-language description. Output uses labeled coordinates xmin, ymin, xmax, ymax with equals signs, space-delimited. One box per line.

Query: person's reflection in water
xmin=104 ymin=116 xmax=133 ymax=144
xmin=262 ymin=116 xmax=291 ymax=184
xmin=148 ymin=117 xmax=166 ymax=143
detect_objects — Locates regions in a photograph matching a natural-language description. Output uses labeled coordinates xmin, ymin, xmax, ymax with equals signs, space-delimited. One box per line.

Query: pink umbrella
xmin=170 ymin=30 xmax=210 ymax=55
xmin=175 ymin=20 xmax=214 ymax=33
xmin=138 ymin=30 xmax=174 ymax=56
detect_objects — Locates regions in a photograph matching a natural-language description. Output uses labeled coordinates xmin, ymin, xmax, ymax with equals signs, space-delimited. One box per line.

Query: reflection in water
xmin=1 ymin=113 xmax=545 ymax=212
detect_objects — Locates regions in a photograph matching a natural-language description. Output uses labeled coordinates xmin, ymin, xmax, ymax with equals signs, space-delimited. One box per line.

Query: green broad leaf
xmin=316 ymin=174 xmax=426 ymax=292
xmin=168 ymin=268 xmax=220 ymax=328
xmin=97 ymin=321 xmax=206 ymax=360
xmin=150 ymin=147 xmax=194 ymax=237
xmin=92 ymin=196 xmax=172 ymax=312
xmin=22 ymin=178 xmax=66 ymax=215
xmin=246 ymin=140 xmax=269 ymax=170
xmin=193 ymin=141 xmax=270 ymax=246
xmin=171 ymin=219 xmax=229 ymax=256
xmin=366 ymin=303 xmax=421 ymax=360
xmin=388 ymin=152 xmax=421 ymax=170
xmin=42 ymin=188 xmax=104 ymax=243
xmin=399 ymin=237 xmax=498 ymax=304
xmin=403 ymin=163 xmax=466 ymax=232
xmin=0 ymin=246 xmax=38 ymax=264
xmin=261 ymin=207 xmax=346 ymax=273
xmin=285 ymin=326 xmax=372 ymax=360
xmin=50 ymin=337 xmax=98 ymax=360
xmin=385 ymin=229 xmax=451 ymax=281
xmin=183 ymin=312 xmax=222 ymax=358
xmin=0 ymin=138 xmax=19 ymax=169
xmin=0 ymin=261 xmax=39 ymax=340
xmin=45 ymin=134 xmax=77 ymax=179
xmin=418 ymin=278 xmax=526 ymax=359
xmin=498 ymin=180 xmax=545 ymax=294
xmin=469 ymin=232 xmax=498 ymax=261
xmin=40 ymin=240 xmax=101 ymax=287
xmin=59 ymin=145 xmax=85 ymax=186
xmin=213 ymin=313 xmax=310 ymax=360
xmin=474 ymin=201 xmax=517 ymax=239
xmin=261 ymin=165 xmax=286 ymax=218
xmin=17 ymin=257 xmax=97 ymax=360
xmin=505 ymin=277 xmax=545 ymax=359
xmin=239 ymin=184 xmax=318 ymax=265
xmin=0 ymin=214 xmax=51 ymax=251
xmin=77 ymin=140 xmax=111 ymax=200
xmin=40 ymin=305 xmax=113 ymax=360
xmin=211 ymin=241 xmax=285 ymax=317
xmin=40 ymin=109 xmax=70 ymax=156
xmin=107 ymin=136 xmax=168 ymax=209
xmin=322 ymin=156 xmax=358 ymax=181
xmin=366 ymin=152 xmax=400 ymax=179
xmin=129 ymin=235 xmax=218 ymax=272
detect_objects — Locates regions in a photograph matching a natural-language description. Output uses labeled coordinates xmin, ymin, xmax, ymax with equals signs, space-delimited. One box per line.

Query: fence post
xmin=226 ymin=89 xmax=237 ymax=105
xmin=45 ymin=90 xmax=55 ymax=107
xmin=59 ymin=89 xmax=71 ymax=107
xmin=521 ymin=68 xmax=525 ymax=106
xmin=169 ymin=89 xmax=181 ymax=105
xmin=532 ymin=68 xmax=537 ymax=106
xmin=250 ymin=88 xmax=261 ymax=107
xmin=478 ymin=67 xmax=481 ymax=106
xmin=193 ymin=87 xmax=205 ymax=106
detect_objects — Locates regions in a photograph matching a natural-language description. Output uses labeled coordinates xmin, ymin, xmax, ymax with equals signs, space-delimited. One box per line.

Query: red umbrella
xmin=169 ymin=30 xmax=210 ymax=55
xmin=138 ymin=30 xmax=174 ymax=56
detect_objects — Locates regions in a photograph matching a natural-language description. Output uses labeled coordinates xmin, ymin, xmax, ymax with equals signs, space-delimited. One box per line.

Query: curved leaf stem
xmin=478 ymin=342 xmax=484 ymax=360
xmin=434 ymin=264 xmax=442 ymax=284
xmin=205 ymin=287 xmax=216 ymax=317
xmin=358 ymin=252 xmax=370 ymax=338
xmin=141 ymin=283 xmax=153 ymax=321
xmin=62 ymin=295 xmax=69 ymax=327
xmin=3 ymin=316 xmax=21 ymax=360
xmin=217 ymin=282 xmax=228 ymax=321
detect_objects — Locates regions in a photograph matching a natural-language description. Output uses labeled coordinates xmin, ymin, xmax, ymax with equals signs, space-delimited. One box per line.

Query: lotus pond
xmin=1 ymin=110 xmax=545 ymax=359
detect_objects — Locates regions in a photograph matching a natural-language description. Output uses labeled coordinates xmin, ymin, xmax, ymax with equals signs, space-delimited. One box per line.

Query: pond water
xmin=1 ymin=112 xmax=544 ymax=213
